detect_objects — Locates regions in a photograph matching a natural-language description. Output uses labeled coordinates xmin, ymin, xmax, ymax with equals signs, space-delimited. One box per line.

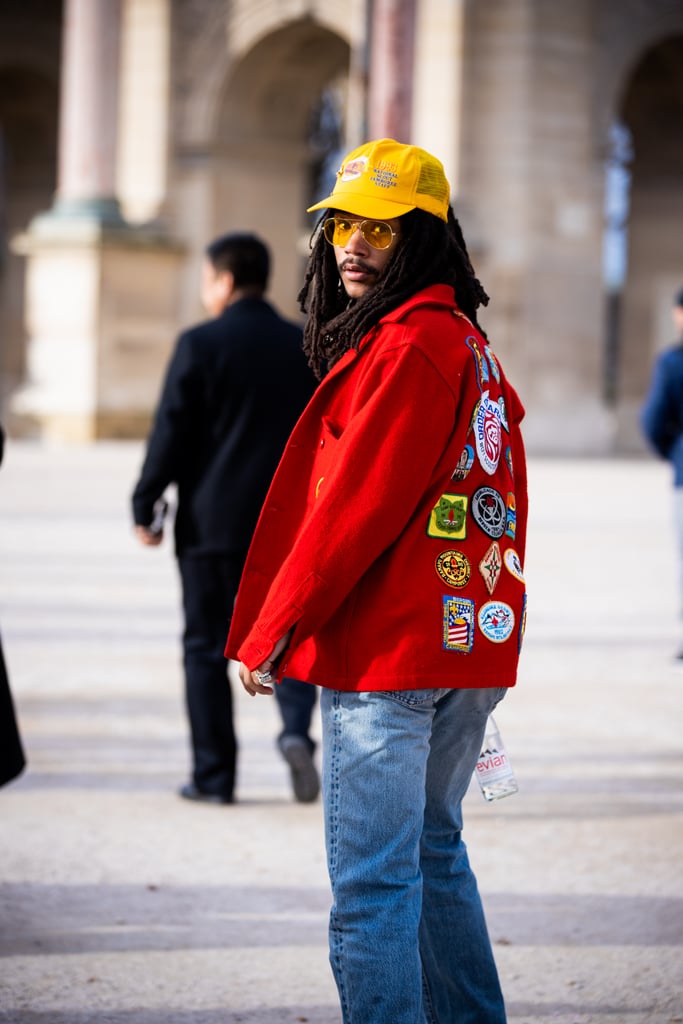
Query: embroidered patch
xmin=341 ymin=155 xmax=368 ymax=182
xmin=505 ymin=493 xmax=517 ymax=539
xmin=478 ymin=601 xmax=515 ymax=643
xmin=465 ymin=335 xmax=489 ymax=390
xmin=504 ymin=446 xmax=514 ymax=478
xmin=474 ymin=391 xmax=503 ymax=474
xmin=471 ymin=487 xmax=506 ymax=539
xmin=503 ymin=547 xmax=525 ymax=583
xmin=486 ymin=347 xmax=501 ymax=383
xmin=435 ymin=550 xmax=471 ymax=589
xmin=443 ymin=596 xmax=475 ymax=652
xmin=518 ymin=593 xmax=527 ymax=653
xmin=479 ymin=541 xmax=502 ymax=595
xmin=467 ymin=401 xmax=479 ymax=436
xmin=498 ymin=395 xmax=509 ymax=432
xmin=451 ymin=444 xmax=474 ymax=482
xmin=427 ymin=494 xmax=468 ymax=539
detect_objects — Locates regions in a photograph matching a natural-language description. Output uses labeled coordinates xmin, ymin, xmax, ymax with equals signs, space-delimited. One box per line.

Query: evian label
xmin=475 ymin=746 xmax=511 ymax=783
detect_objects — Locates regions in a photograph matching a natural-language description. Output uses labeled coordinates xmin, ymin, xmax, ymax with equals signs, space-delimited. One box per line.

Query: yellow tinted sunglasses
xmin=322 ymin=216 xmax=396 ymax=250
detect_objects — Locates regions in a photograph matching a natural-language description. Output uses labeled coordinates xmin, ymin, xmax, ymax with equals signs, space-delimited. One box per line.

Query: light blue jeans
xmin=320 ymin=685 xmax=508 ymax=1024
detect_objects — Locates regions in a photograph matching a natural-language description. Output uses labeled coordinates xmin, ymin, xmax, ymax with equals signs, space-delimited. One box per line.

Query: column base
xmin=10 ymin=216 xmax=184 ymax=441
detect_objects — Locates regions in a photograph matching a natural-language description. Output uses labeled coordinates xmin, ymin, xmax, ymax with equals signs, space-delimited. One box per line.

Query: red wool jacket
xmin=226 ymin=284 xmax=528 ymax=691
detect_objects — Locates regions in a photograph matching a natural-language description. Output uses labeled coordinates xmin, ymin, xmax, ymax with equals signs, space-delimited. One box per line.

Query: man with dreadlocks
xmin=226 ymin=139 xmax=528 ymax=1024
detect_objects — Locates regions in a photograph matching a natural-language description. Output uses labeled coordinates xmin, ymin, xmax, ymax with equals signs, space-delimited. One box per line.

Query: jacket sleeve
xmin=641 ymin=352 xmax=679 ymax=459
xmin=236 ymin=337 xmax=458 ymax=669
xmin=131 ymin=332 xmax=202 ymax=525
xmin=507 ymin=384 xmax=529 ymax=565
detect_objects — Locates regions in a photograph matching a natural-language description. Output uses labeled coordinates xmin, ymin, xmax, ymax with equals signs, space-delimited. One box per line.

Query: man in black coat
xmin=132 ymin=233 xmax=318 ymax=803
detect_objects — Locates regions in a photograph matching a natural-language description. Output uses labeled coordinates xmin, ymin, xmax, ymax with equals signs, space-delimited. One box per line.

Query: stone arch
xmin=595 ymin=2 xmax=683 ymax=143
xmin=174 ymin=16 xmax=350 ymax=322
xmin=174 ymin=1 xmax=352 ymax=149
xmin=610 ymin=32 xmax=683 ymax=449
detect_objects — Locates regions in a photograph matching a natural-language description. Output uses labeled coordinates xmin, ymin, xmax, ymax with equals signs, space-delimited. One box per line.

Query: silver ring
xmin=255 ymin=670 xmax=272 ymax=684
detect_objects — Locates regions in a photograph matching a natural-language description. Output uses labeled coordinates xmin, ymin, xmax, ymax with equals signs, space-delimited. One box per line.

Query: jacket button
xmin=319 ymin=438 xmax=325 ymax=448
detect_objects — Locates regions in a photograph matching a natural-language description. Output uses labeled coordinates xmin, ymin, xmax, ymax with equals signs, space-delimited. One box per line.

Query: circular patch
xmin=451 ymin=444 xmax=475 ymax=482
xmin=478 ymin=601 xmax=515 ymax=643
xmin=474 ymin=391 xmax=502 ymax=474
xmin=503 ymin=547 xmax=525 ymax=583
xmin=471 ymin=487 xmax=506 ymax=539
xmin=435 ymin=549 xmax=471 ymax=589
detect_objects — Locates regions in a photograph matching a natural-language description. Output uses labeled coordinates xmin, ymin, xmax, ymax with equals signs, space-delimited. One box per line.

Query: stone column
xmin=411 ymin=0 xmax=465 ymax=195
xmin=54 ymin=0 xmax=124 ymax=223
xmin=367 ymin=0 xmax=417 ymax=142
xmin=11 ymin=0 xmax=183 ymax=442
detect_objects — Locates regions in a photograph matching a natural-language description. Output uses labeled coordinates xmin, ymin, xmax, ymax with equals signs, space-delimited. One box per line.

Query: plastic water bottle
xmin=474 ymin=716 xmax=519 ymax=801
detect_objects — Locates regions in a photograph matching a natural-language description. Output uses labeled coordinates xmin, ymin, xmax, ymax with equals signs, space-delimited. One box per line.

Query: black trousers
xmin=178 ymin=553 xmax=316 ymax=798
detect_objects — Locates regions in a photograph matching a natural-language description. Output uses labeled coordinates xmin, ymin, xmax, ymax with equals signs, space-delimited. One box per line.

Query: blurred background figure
xmin=0 ymin=424 xmax=26 ymax=788
xmin=641 ymin=286 xmax=683 ymax=658
xmin=132 ymin=232 xmax=319 ymax=804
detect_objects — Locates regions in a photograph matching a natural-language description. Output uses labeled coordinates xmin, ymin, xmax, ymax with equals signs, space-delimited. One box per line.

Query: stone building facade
xmin=1 ymin=0 xmax=682 ymax=451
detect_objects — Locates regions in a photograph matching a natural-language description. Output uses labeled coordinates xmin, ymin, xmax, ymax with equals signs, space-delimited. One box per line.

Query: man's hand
xmin=239 ymin=632 xmax=292 ymax=696
xmin=134 ymin=525 xmax=163 ymax=547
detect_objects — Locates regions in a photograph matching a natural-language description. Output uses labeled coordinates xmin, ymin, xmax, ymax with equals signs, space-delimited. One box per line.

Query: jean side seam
xmin=328 ymin=691 xmax=351 ymax=1022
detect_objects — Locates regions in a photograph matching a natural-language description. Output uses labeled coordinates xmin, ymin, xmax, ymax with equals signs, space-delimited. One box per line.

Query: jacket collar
xmin=323 ymin=285 xmax=462 ymax=383
xmin=376 ymin=283 xmax=458 ymax=325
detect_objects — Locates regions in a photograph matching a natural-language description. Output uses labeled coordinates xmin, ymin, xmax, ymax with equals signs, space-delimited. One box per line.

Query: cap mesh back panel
xmin=416 ymin=156 xmax=449 ymax=203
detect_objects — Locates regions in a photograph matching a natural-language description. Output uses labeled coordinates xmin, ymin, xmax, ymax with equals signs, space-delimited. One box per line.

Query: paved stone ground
xmin=0 ymin=440 xmax=682 ymax=1024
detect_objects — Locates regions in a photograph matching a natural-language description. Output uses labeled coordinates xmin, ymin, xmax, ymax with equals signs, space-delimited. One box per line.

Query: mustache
xmin=339 ymin=257 xmax=379 ymax=276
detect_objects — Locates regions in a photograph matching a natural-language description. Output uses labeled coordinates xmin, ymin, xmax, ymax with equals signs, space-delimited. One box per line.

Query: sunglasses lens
xmin=361 ymin=221 xmax=393 ymax=249
xmin=322 ymin=218 xmax=394 ymax=249
xmin=322 ymin=218 xmax=351 ymax=246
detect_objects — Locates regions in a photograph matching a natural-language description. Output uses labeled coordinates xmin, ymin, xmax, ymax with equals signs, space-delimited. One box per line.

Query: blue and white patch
xmin=478 ymin=601 xmax=515 ymax=644
xmin=497 ymin=396 xmax=509 ymax=432
xmin=474 ymin=391 xmax=503 ymax=475
xmin=486 ymin=347 xmax=501 ymax=383
xmin=503 ymin=547 xmax=525 ymax=583
xmin=518 ymin=593 xmax=527 ymax=653
xmin=452 ymin=443 xmax=475 ymax=482
xmin=442 ymin=596 xmax=475 ymax=653
xmin=465 ymin=335 xmax=489 ymax=390
xmin=471 ymin=486 xmax=506 ymax=539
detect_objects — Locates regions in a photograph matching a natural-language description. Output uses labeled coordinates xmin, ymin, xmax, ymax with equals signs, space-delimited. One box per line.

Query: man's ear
xmin=217 ymin=270 xmax=235 ymax=306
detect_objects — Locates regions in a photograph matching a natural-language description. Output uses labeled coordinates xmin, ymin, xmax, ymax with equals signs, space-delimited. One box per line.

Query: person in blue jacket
xmin=132 ymin=232 xmax=319 ymax=803
xmin=641 ymin=285 xmax=683 ymax=657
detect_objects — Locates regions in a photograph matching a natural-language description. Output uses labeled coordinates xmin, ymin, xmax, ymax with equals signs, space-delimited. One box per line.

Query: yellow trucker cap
xmin=307 ymin=138 xmax=450 ymax=223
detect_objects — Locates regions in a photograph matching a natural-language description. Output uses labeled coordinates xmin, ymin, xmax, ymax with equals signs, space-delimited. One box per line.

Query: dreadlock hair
xmin=298 ymin=206 xmax=489 ymax=379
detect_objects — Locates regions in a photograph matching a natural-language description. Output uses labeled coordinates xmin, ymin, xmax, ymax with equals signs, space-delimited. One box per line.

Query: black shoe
xmin=178 ymin=782 xmax=233 ymax=805
xmin=278 ymin=735 xmax=320 ymax=803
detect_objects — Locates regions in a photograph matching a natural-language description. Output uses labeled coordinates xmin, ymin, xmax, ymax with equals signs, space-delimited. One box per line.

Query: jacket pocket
xmin=309 ymin=417 xmax=343 ymax=503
